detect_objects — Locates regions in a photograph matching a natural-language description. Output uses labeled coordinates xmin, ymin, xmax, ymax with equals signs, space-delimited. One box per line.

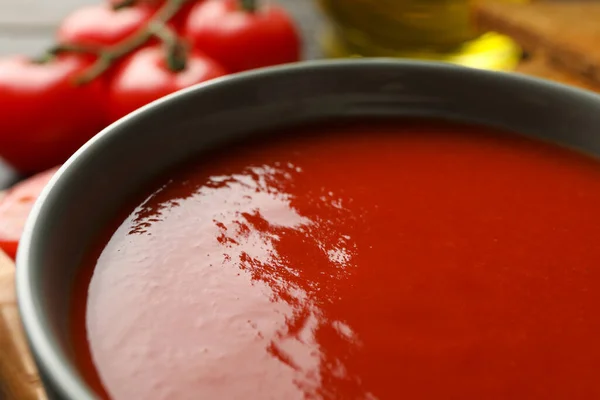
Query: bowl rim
xmin=15 ymin=58 xmax=600 ymax=400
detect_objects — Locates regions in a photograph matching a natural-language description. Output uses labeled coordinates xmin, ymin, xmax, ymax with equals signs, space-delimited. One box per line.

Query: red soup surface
xmin=72 ymin=121 xmax=600 ymax=399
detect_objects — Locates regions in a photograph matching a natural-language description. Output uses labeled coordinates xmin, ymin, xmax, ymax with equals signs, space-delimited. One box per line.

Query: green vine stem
xmin=150 ymin=22 xmax=188 ymax=72
xmin=112 ymin=0 xmax=137 ymax=10
xmin=240 ymin=0 xmax=257 ymax=13
xmin=49 ymin=44 xmax=100 ymax=56
xmin=32 ymin=43 xmax=99 ymax=64
xmin=74 ymin=0 xmax=192 ymax=84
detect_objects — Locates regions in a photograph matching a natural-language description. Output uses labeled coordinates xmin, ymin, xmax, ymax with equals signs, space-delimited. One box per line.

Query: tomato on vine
xmin=106 ymin=0 xmax=194 ymax=29
xmin=0 ymin=54 xmax=106 ymax=173
xmin=0 ymin=0 xmax=302 ymax=174
xmin=107 ymin=43 xmax=227 ymax=122
xmin=184 ymin=0 xmax=301 ymax=73
xmin=58 ymin=3 xmax=156 ymax=49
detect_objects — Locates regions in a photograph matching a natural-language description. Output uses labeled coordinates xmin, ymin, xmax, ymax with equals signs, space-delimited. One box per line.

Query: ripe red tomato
xmin=0 ymin=166 xmax=60 ymax=260
xmin=184 ymin=0 xmax=301 ymax=73
xmin=58 ymin=3 xmax=156 ymax=48
xmin=0 ymin=54 xmax=107 ymax=173
xmin=107 ymin=46 xmax=227 ymax=122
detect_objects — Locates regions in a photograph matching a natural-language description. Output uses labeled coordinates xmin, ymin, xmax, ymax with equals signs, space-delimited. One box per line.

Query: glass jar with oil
xmin=317 ymin=0 xmax=526 ymax=71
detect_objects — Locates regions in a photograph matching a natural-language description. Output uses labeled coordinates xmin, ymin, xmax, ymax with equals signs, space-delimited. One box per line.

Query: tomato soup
xmin=72 ymin=122 xmax=600 ymax=399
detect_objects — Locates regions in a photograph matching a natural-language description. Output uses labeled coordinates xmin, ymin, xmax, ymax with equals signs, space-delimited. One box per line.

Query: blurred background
xmin=0 ymin=0 xmax=322 ymax=58
xmin=0 ymin=0 xmax=598 ymax=185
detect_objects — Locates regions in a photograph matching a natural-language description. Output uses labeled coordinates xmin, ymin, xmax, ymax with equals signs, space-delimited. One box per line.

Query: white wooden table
xmin=0 ymin=0 xmax=96 ymax=56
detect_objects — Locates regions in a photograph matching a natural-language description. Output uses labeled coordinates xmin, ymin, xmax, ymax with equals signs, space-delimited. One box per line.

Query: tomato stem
xmin=32 ymin=44 xmax=98 ymax=65
xmin=112 ymin=0 xmax=136 ymax=10
xmin=151 ymin=23 xmax=188 ymax=72
xmin=31 ymin=54 xmax=54 ymax=65
xmin=75 ymin=0 xmax=191 ymax=84
xmin=49 ymin=44 xmax=100 ymax=56
xmin=240 ymin=0 xmax=258 ymax=13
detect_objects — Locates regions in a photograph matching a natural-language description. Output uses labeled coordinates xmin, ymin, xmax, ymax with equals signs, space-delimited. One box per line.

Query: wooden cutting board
xmin=0 ymin=248 xmax=47 ymax=400
xmin=475 ymin=1 xmax=600 ymax=92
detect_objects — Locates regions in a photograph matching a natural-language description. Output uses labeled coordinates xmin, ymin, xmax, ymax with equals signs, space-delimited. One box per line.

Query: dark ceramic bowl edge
xmin=16 ymin=58 xmax=600 ymax=400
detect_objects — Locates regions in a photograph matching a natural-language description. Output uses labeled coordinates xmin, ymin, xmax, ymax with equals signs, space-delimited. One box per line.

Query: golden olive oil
xmin=317 ymin=0 xmax=525 ymax=71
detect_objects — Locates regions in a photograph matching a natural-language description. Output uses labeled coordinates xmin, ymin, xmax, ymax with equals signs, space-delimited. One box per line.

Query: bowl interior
xmin=17 ymin=60 xmax=600 ymax=400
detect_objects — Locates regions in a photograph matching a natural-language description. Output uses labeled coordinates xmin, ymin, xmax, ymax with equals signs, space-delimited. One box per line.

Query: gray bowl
xmin=16 ymin=59 xmax=600 ymax=400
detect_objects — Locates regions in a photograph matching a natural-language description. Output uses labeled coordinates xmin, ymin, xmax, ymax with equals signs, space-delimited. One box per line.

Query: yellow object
xmin=317 ymin=0 xmax=524 ymax=71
